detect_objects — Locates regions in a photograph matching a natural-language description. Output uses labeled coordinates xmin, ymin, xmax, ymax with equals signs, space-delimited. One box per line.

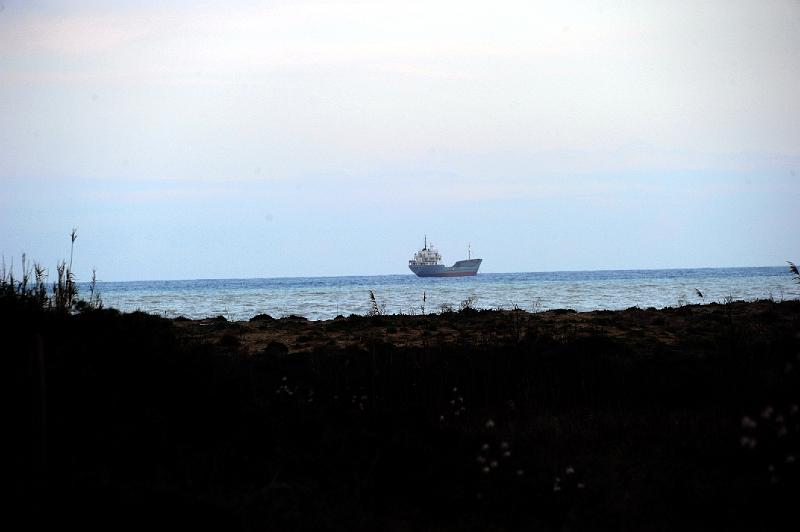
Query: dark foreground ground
xmin=8 ymin=299 xmax=800 ymax=531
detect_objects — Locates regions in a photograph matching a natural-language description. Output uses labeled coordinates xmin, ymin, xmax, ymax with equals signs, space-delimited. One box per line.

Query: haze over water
xmin=91 ymin=267 xmax=796 ymax=321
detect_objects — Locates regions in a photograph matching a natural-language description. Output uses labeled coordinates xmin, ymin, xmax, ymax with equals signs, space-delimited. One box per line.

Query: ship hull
xmin=409 ymin=258 xmax=482 ymax=277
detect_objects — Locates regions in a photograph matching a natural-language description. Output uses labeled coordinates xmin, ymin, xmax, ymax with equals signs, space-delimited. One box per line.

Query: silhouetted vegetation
xmin=7 ymin=267 xmax=800 ymax=530
xmin=1 ymin=230 xmax=100 ymax=313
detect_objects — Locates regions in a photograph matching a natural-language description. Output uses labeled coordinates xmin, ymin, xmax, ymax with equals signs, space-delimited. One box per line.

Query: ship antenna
xmin=468 ymin=243 xmax=471 ymax=260
xmin=424 ymin=235 xmax=427 ymax=250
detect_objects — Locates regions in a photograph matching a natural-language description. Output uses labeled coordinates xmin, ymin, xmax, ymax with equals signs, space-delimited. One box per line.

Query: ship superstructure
xmin=408 ymin=236 xmax=482 ymax=277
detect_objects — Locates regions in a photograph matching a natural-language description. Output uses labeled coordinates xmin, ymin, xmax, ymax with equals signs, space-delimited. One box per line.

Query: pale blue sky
xmin=1 ymin=0 xmax=798 ymax=280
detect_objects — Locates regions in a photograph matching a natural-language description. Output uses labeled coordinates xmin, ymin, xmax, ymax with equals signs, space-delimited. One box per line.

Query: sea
xmin=85 ymin=267 xmax=799 ymax=322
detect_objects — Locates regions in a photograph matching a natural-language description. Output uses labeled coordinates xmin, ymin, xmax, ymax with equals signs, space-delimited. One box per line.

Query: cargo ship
xmin=408 ymin=236 xmax=482 ymax=277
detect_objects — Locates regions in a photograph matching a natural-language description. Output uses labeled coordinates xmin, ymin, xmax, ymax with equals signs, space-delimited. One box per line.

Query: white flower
xmin=481 ymin=443 xmax=490 ymax=451
xmin=485 ymin=419 xmax=495 ymax=429
xmin=565 ymin=466 xmax=575 ymax=475
xmin=741 ymin=416 xmax=757 ymax=429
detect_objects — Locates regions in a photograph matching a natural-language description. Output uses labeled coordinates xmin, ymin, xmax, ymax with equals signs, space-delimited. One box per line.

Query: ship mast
xmin=468 ymin=243 xmax=471 ymax=260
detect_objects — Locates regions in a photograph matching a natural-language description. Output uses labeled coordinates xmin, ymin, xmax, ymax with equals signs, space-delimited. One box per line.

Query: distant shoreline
xmin=171 ymin=298 xmax=798 ymax=354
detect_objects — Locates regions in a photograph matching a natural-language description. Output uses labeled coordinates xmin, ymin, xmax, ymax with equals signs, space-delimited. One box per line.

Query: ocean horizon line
xmin=87 ymin=264 xmax=789 ymax=285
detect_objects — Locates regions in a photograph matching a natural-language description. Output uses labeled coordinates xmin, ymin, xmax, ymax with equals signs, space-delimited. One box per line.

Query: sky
xmin=1 ymin=0 xmax=798 ymax=281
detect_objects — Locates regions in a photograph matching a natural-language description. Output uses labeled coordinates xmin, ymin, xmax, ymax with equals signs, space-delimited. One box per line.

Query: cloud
xmin=1 ymin=0 xmax=798 ymax=183
xmin=0 ymin=1 xmax=652 ymax=83
xmin=1 ymin=12 xmax=154 ymax=56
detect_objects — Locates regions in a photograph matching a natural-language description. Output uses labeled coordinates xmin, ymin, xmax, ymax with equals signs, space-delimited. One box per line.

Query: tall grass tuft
xmin=367 ymin=289 xmax=385 ymax=316
xmin=789 ymin=261 xmax=800 ymax=284
xmin=69 ymin=227 xmax=77 ymax=269
xmin=695 ymin=288 xmax=704 ymax=302
xmin=87 ymin=268 xmax=102 ymax=309
xmin=0 ymin=229 xmax=101 ymax=313
xmin=459 ymin=294 xmax=477 ymax=312
xmin=52 ymin=260 xmax=77 ymax=311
